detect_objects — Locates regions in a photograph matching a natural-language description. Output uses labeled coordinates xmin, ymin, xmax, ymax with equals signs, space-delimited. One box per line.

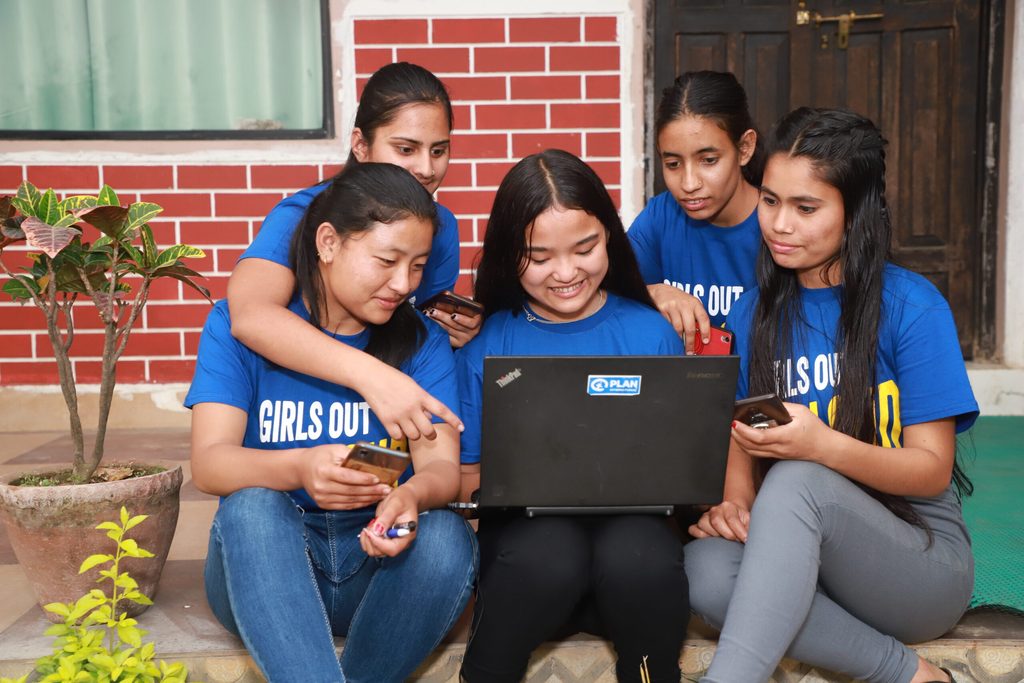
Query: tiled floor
xmin=2 ymin=429 xmax=1023 ymax=683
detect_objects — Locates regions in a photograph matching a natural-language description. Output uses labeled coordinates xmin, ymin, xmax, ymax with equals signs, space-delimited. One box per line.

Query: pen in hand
xmin=385 ymin=520 xmax=417 ymax=538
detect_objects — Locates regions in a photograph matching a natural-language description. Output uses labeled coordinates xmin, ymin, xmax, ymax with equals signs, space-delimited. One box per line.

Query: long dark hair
xmin=347 ymin=62 xmax=454 ymax=165
xmin=749 ymin=107 xmax=972 ymax=537
xmin=474 ymin=149 xmax=654 ymax=316
xmin=291 ymin=163 xmax=438 ymax=368
xmin=655 ymin=70 xmax=765 ymax=185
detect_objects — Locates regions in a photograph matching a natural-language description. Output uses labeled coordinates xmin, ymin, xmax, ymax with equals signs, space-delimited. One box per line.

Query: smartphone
xmin=733 ymin=394 xmax=792 ymax=429
xmin=693 ymin=327 xmax=733 ymax=355
xmin=417 ymin=290 xmax=484 ymax=317
xmin=341 ymin=442 xmax=411 ymax=487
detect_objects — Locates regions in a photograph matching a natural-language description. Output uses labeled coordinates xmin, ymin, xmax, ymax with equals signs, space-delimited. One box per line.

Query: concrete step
xmin=1 ymin=559 xmax=1021 ymax=682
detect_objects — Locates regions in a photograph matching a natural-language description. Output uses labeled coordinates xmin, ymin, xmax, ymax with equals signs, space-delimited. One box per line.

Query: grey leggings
xmin=686 ymin=460 xmax=973 ymax=683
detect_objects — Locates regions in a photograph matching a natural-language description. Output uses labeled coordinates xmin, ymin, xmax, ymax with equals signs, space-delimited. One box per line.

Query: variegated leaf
xmin=140 ymin=224 xmax=157 ymax=268
xmin=37 ymin=189 xmax=61 ymax=226
xmin=59 ymin=195 xmax=98 ymax=212
xmin=75 ymin=204 xmax=129 ymax=238
xmin=155 ymin=244 xmax=205 ymax=267
xmin=96 ymin=185 xmax=119 ymax=207
xmin=16 ymin=181 xmax=40 ymax=210
xmin=127 ymin=202 xmax=162 ymax=231
xmin=2 ymin=215 xmax=25 ymax=240
xmin=21 ymin=217 xmax=81 ymax=258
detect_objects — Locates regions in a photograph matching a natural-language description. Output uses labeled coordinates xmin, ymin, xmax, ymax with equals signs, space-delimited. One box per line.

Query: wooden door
xmin=654 ymin=0 xmax=997 ymax=358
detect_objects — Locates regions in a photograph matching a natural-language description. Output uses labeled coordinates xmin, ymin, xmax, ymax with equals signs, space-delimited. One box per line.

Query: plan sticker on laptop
xmin=587 ymin=374 xmax=642 ymax=396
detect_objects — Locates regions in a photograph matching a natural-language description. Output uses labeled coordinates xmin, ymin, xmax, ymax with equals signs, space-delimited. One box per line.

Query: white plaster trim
xmin=967 ymin=366 xmax=1024 ymax=415
xmin=0 ymin=141 xmax=346 ymax=166
xmin=1002 ymin=5 xmax=1024 ymax=368
xmin=341 ymin=0 xmax=627 ymax=16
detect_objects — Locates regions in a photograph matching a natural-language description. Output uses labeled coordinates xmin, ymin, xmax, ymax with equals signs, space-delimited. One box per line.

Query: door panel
xmin=654 ymin=0 xmax=987 ymax=357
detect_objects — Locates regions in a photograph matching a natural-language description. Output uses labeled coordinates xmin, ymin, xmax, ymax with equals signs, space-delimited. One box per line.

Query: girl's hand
xmin=730 ymin=402 xmax=830 ymax=463
xmin=300 ymin=445 xmax=393 ymax=510
xmin=360 ymin=486 xmax=419 ymax=558
xmin=688 ymin=501 xmax=750 ymax=542
xmin=648 ymin=283 xmax=711 ymax=354
xmin=425 ymin=307 xmax=482 ymax=349
xmin=357 ymin=361 xmax=463 ymax=442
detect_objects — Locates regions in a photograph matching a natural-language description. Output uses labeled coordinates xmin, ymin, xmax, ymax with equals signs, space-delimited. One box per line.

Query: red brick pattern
xmin=0 ymin=12 xmax=622 ymax=385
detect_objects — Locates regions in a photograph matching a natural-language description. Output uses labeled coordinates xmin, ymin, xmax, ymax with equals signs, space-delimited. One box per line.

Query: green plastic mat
xmin=961 ymin=416 xmax=1024 ymax=613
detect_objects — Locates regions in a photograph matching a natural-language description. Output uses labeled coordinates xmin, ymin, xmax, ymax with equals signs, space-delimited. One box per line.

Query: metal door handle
xmin=796 ymin=8 xmax=884 ymax=49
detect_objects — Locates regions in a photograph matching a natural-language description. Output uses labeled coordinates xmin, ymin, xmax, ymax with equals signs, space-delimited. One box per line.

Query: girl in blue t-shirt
xmin=628 ymin=71 xmax=764 ymax=350
xmin=685 ymin=109 xmax=976 ymax=683
xmin=186 ymin=163 xmax=476 ymax=683
xmin=228 ymin=62 xmax=478 ymax=446
xmin=457 ymin=150 xmax=688 ymax=683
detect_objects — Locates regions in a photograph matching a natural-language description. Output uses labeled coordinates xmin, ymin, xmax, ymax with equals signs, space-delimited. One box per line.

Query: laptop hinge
xmin=525 ymin=505 xmax=674 ymax=518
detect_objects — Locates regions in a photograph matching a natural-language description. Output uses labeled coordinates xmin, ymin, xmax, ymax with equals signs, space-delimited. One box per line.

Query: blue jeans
xmin=204 ymin=487 xmax=478 ymax=683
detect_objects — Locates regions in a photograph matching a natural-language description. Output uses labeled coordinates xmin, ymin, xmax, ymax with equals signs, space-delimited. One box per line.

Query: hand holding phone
xmin=693 ymin=327 xmax=733 ymax=355
xmin=733 ymin=394 xmax=792 ymax=430
xmin=341 ymin=442 xmax=411 ymax=487
xmin=417 ymin=290 xmax=484 ymax=317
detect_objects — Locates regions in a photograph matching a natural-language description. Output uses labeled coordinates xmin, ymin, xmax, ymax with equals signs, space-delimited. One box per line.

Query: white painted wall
xmin=967 ymin=1 xmax=1024 ymax=415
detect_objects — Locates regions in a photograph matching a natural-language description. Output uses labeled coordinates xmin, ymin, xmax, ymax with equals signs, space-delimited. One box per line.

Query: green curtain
xmin=0 ymin=0 xmax=323 ymax=131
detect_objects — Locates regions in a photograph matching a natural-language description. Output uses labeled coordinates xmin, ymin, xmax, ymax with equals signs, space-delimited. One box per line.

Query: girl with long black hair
xmin=628 ymin=70 xmax=765 ymax=351
xmin=457 ymin=149 xmax=690 ymax=683
xmin=684 ymin=108 xmax=976 ymax=683
xmin=187 ymin=163 xmax=476 ymax=683
xmin=228 ymin=62 xmax=479 ymax=446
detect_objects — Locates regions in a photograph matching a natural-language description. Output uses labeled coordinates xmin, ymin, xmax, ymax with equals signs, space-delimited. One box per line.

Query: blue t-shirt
xmin=627 ymin=191 xmax=761 ymax=327
xmin=456 ymin=293 xmax=684 ymax=464
xmin=184 ymin=299 xmax=459 ymax=510
xmin=727 ymin=264 xmax=979 ymax=445
xmin=242 ymin=181 xmax=460 ymax=306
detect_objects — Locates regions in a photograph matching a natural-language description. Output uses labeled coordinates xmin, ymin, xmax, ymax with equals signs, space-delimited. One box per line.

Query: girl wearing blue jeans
xmin=457 ymin=150 xmax=689 ymax=683
xmin=186 ymin=163 xmax=476 ymax=683
xmin=228 ymin=62 xmax=476 ymax=446
xmin=685 ymin=109 xmax=976 ymax=683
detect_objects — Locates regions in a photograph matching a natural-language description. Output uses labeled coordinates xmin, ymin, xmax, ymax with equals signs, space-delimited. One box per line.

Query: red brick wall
xmin=0 ymin=13 xmax=622 ymax=385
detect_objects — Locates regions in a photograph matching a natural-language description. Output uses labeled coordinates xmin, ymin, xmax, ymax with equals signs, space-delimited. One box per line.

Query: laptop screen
xmin=480 ymin=355 xmax=739 ymax=510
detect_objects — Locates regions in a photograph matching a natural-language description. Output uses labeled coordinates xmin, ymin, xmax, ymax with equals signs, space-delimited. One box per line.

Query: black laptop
xmin=479 ymin=355 xmax=740 ymax=516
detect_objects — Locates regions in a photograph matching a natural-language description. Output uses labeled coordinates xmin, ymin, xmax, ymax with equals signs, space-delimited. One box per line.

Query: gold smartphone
xmin=340 ymin=442 xmax=410 ymax=486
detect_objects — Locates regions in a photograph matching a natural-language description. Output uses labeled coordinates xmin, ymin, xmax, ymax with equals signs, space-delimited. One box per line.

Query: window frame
xmin=0 ymin=0 xmax=334 ymax=142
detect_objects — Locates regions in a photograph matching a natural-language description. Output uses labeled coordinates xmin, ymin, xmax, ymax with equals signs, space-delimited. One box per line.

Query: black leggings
xmin=460 ymin=513 xmax=689 ymax=683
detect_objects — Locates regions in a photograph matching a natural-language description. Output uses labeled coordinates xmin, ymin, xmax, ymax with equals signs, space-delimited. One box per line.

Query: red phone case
xmin=693 ymin=327 xmax=733 ymax=355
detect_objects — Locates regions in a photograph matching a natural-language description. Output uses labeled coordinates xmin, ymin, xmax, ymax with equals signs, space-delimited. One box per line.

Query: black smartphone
xmin=340 ymin=442 xmax=410 ymax=486
xmin=417 ymin=290 xmax=484 ymax=317
xmin=733 ymin=394 xmax=792 ymax=429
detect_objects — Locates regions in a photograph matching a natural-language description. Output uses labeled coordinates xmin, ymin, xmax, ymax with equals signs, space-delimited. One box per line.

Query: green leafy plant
xmin=0 ymin=507 xmax=191 ymax=683
xmin=0 ymin=182 xmax=210 ymax=482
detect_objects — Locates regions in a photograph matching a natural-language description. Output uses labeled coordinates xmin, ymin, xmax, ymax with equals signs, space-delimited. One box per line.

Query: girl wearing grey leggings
xmin=685 ymin=108 xmax=978 ymax=683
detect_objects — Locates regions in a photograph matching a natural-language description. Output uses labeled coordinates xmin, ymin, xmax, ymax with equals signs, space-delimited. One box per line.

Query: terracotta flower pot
xmin=0 ymin=465 xmax=182 ymax=621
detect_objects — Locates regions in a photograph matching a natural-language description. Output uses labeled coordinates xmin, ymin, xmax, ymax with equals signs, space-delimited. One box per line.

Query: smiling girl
xmin=684 ymin=109 xmax=976 ymax=683
xmin=628 ymin=70 xmax=764 ymax=351
xmin=457 ymin=150 xmax=689 ymax=683
xmin=186 ymin=163 xmax=476 ymax=683
xmin=228 ymin=62 xmax=479 ymax=446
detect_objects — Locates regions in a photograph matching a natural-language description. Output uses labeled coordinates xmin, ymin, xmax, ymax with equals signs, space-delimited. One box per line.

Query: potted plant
xmin=0 ymin=508 xmax=192 ymax=683
xmin=0 ymin=181 xmax=210 ymax=617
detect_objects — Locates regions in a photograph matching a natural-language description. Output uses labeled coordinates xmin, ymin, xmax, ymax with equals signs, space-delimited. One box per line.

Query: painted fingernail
xmin=450 ymin=313 xmax=458 ymax=321
xmin=731 ymin=421 xmax=738 ymax=429
xmin=373 ymin=522 xmax=385 ymax=535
